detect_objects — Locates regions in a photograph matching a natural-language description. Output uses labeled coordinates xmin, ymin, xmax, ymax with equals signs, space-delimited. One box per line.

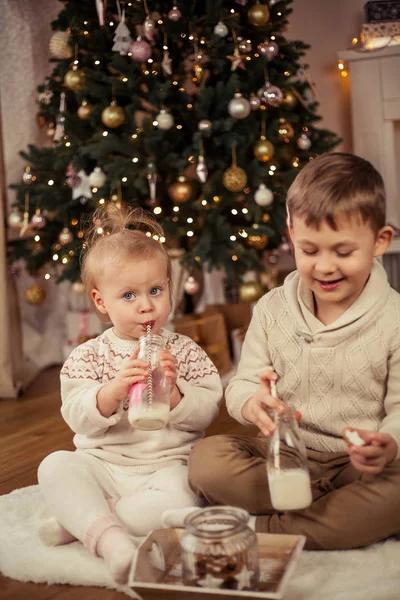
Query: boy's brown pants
xmin=188 ymin=434 xmax=400 ymax=550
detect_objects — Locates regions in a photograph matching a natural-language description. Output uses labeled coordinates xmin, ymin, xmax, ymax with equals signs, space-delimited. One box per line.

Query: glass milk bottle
xmin=128 ymin=334 xmax=170 ymax=430
xmin=266 ymin=403 xmax=312 ymax=511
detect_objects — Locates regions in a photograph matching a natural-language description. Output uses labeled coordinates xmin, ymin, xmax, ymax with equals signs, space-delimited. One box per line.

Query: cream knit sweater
xmin=226 ymin=260 xmax=400 ymax=457
xmin=60 ymin=328 xmax=222 ymax=471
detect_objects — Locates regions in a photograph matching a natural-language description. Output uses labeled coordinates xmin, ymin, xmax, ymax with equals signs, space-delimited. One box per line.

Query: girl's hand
xmin=241 ymin=370 xmax=287 ymax=436
xmin=160 ymin=349 xmax=182 ymax=409
xmin=160 ymin=349 xmax=178 ymax=392
xmin=110 ymin=348 xmax=149 ymax=402
xmin=344 ymin=428 xmax=398 ymax=474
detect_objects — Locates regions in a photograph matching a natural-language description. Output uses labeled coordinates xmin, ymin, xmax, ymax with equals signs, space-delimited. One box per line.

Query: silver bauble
xmin=198 ymin=119 xmax=212 ymax=133
xmin=228 ymin=94 xmax=251 ymax=119
xmin=8 ymin=209 xmax=23 ymax=228
xmin=88 ymin=167 xmax=106 ymax=188
xmin=297 ymin=133 xmax=312 ymax=150
xmin=254 ymin=184 xmax=274 ymax=207
xmin=214 ymin=21 xmax=228 ymax=37
xmin=156 ymin=109 xmax=174 ymax=130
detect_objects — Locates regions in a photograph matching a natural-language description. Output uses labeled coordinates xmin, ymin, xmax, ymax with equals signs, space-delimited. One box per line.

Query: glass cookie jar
xmin=180 ymin=506 xmax=260 ymax=591
xmin=128 ymin=334 xmax=170 ymax=431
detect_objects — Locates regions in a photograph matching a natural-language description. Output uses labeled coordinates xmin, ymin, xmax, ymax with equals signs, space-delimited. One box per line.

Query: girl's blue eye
xmin=123 ymin=292 xmax=135 ymax=300
xmin=150 ymin=287 xmax=162 ymax=296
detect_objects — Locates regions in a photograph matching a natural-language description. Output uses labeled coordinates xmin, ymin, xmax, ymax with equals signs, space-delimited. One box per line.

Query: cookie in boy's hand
xmin=343 ymin=429 xmax=366 ymax=448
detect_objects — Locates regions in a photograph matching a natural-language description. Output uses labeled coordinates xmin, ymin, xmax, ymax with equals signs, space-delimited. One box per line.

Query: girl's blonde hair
xmin=81 ymin=204 xmax=172 ymax=322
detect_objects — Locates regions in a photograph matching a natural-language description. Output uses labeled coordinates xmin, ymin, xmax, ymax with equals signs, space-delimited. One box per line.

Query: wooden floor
xmin=0 ymin=366 xmax=244 ymax=599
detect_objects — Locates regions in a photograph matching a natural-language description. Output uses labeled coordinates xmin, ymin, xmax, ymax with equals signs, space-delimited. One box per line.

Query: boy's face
xmin=91 ymin=255 xmax=171 ymax=340
xmin=289 ymin=214 xmax=392 ymax=318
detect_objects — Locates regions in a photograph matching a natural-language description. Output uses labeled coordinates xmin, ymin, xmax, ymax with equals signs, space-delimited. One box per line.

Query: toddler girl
xmin=37 ymin=204 xmax=222 ymax=583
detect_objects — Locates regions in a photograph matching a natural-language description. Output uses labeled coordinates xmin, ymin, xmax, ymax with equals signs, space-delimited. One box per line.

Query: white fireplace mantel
xmin=338 ymin=45 xmax=400 ymax=243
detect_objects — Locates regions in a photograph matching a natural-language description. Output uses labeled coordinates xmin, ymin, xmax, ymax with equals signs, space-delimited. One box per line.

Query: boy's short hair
xmin=286 ymin=152 xmax=386 ymax=232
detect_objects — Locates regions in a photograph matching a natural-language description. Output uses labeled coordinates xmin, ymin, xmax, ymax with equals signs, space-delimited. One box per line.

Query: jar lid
xmin=184 ymin=506 xmax=250 ymax=538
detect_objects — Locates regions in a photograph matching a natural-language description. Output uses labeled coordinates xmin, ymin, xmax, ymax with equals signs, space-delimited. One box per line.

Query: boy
xmin=187 ymin=152 xmax=400 ymax=550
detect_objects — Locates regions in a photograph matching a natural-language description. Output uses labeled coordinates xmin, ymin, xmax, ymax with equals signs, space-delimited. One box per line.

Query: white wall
xmin=0 ymin=0 xmax=60 ymax=203
xmin=289 ymin=0 xmax=367 ymax=152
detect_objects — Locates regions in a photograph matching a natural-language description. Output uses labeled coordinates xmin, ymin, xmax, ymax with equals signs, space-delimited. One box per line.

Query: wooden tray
xmin=128 ymin=528 xmax=305 ymax=600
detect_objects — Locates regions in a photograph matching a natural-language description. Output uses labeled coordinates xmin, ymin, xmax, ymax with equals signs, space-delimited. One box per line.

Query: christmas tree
xmin=7 ymin=0 xmax=339 ymax=291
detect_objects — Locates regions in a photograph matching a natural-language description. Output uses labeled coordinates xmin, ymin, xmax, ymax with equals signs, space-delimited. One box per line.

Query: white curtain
xmin=0 ymin=1 xmax=64 ymax=397
xmin=0 ymin=95 xmax=38 ymax=397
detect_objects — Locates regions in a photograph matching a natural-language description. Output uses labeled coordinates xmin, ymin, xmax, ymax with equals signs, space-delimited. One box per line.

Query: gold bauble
xmin=248 ymin=234 xmax=269 ymax=250
xmin=169 ymin=176 xmax=193 ymax=204
xmin=253 ymin=137 xmax=275 ymax=162
xmin=278 ymin=120 xmax=294 ymax=141
xmin=248 ymin=2 xmax=270 ymax=26
xmin=49 ymin=31 xmax=73 ymax=60
xmin=101 ymin=103 xmax=125 ymax=128
xmin=283 ymin=89 xmax=298 ymax=109
xmin=24 ymin=282 xmax=46 ymax=306
xmin=222 ymin=166 xmax=247 ymax=192
xmin=64 ymin=67 xmax=86 ymax=90
xmin=77 ymin=101 xmax=94 ymax=120
xmin=239 ymin=280 xmax=264 ymax=303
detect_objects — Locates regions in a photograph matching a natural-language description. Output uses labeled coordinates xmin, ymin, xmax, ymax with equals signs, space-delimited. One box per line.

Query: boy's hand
xmin=344 ymin=427 xmax=398 ymax=474
xmin=241 ymin=370 xmax=287 ymax=436
xmin=108 ymin=348 xmax=149 ymax=402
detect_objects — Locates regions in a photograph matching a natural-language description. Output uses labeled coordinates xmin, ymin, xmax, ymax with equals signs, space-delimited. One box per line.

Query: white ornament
xmin=53 ymin=92 xmax=66 ymax=143
xmin=228 ymin=94 xmax=251 ymax=119
xmin=112 ymin=20 xmax=133 ymax=55
xmin=196 ymin=155 xmax=208 ymax=183
xmin=254 ymin=183 xmax=274 ymax=207
xmin=88 ymin=167 xmax=107 ymax=188
xmin=161 ymin=51 xmax=172 ymax=75
xmin=8 ymin=209 xmax=23 ymax=228
xmin=72 ymin=170 xmax=92 ymax=201
xmin=38 ymin=84 xmax=53 ymax=106
xmin=143 ymin=16 xmax=156 ymax=41
xmin=297 ymin=133 xmax=312 ymax=150
xmin=156 ymin=109 xmax=174 ymax=130
xmin=147 ymin=161 xmax=157 ymax=200
xmin=214 ymin=21 xmax=228 ymax=37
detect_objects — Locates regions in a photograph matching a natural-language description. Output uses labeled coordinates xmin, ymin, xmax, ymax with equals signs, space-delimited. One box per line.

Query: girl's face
xmin=91 ymin=254 xmax=171 ymax=340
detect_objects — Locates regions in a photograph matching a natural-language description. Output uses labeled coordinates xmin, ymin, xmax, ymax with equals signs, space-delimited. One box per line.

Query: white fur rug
xmin=1 ymin=485 xmax=399 ymax=600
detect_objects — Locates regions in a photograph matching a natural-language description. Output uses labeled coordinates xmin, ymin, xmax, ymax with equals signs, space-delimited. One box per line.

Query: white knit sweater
xmin=226 ymin=260 xmax=400 ymax=457
xmin=60 ymin=328 xmax=222 ymax=471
